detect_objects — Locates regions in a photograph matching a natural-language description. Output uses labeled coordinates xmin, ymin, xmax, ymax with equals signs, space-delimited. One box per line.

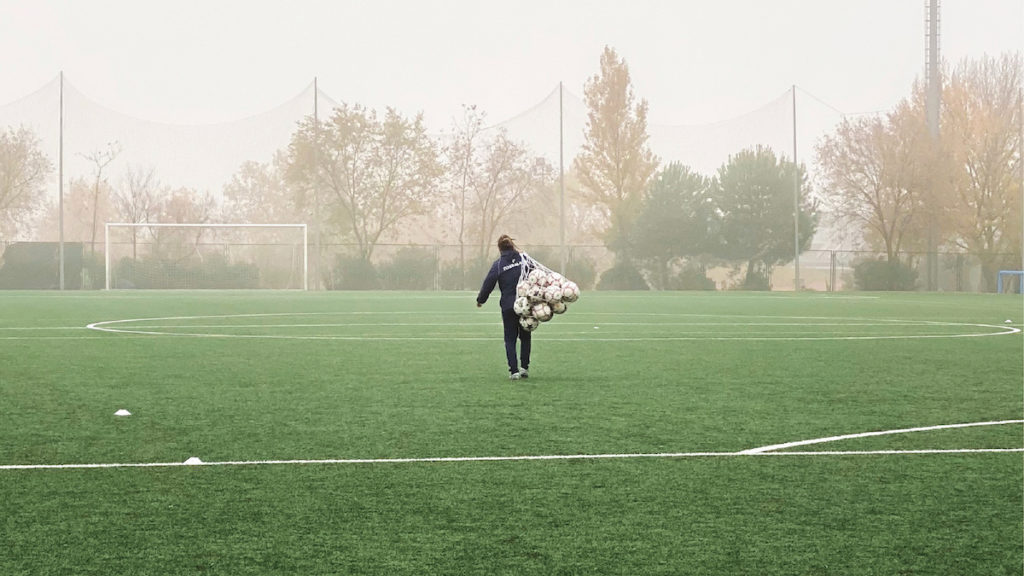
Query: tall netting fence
xmin=0 ymin=75 xmax=1018 ymax=292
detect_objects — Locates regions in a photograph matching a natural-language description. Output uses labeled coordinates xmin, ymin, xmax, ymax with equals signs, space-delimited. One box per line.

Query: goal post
xmin=104 ymin=223 xmax=308 ymax=290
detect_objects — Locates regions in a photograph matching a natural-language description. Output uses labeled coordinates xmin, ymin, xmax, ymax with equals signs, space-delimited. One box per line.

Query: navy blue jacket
xmin=477 ymin=249 xmax=524 ymax=311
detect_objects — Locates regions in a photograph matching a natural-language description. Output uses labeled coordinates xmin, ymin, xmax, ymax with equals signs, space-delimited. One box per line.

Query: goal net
xmin=104 ymin=223 xmax=307 ymax=290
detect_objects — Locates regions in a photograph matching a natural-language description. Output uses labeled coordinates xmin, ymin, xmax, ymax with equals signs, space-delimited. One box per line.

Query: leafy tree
xmin=573 ymin=46 xmax=658 ymax=259
xmin=0 ymin=126 xmax=52 ymax=242
xmin=942 ymin=53 xmax=1022 ymax=290
xmin=713 ymin=145 xmax=817 ymax=289
xmin=285 ymin=104 xmax=441 ymax=261
xmin=632 ymin=162 xmax=715 ymax=289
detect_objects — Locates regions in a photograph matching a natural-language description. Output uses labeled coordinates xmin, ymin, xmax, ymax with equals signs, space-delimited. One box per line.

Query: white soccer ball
xmin=528 ymin=269 xmax=546 ymax=285
xmin=543 ymin=284 xmax=563 ymax=304
xmin=551 ymin=301 xmax=567 ymax=314
xmin=549 ymin=272 xmax=565 ymax=285
xmin=527 ymin=284 xmax=546 ymax=302
xmin=513 ymin=296 xmax=531 ymax=316
xmin=531 ymin=302 xmax=553 ymax=322
xmin=516 ymin=281 xmax=530 ymax=297
xmin=519 ymin=315 xmax=540 ymax=332
xmin=561 ymin=281 xmax=580 ymax=303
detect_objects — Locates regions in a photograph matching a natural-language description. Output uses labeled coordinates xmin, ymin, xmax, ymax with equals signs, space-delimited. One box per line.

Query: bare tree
xmin=443 ymin=105 xmax=485 ymax=287
xmin=815 ymin=100 xmax=931 ymax=263
xmin=81 ymin=142 xmax=121 ymax=254
xmin=113 ymin=165 xmax=162 ymax=259
xmin=151 ymin=187 xmax=215 ymax=262
xmin=473 ymin=130 xmax=554 ymax=260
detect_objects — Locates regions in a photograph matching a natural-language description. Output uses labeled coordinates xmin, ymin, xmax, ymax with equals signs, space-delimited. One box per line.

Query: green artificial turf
xmin=0 ymin=290 xmax=1021 ymax=575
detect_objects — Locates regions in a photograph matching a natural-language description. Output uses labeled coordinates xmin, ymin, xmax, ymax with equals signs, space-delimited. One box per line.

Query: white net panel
xmin=1 ymin=75 xmax=861 ymax=291
xmin=105 ymin=224 xmax=306 ymax=290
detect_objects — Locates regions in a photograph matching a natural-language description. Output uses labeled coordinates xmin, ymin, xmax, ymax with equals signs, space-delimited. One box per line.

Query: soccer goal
xmin=104 ymin=223 xmax=307 ymax=290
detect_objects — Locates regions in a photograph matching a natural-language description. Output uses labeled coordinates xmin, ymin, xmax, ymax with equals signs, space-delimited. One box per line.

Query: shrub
xmin=853 ymin=258 xmax=917 ymax=291
xmin=738 ymin=270 xmax=772 ymax=291
xmin=597 ymin=261 xmax=649 ymax=290
xmin=331 ymin=255 xmax=378 ymax=290
xmin=378 ymin=247 xmax=438 ymax=290
xmin=0 ymin=242 xmax=82 ymax=289
xmin=112 ymin=254 xmax=259 ymax=289
xmin=668 ymin=263 xmax=716 ymax=290
xmin=440 ymin=255 xmax=490 ymax=291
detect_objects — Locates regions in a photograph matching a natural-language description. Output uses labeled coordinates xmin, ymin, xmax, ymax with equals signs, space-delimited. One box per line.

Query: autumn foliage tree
xmin=573 ymin=46 xmax=658 ymax=260
xmin=286 ymin=104 xmax=441 ymax=262
xmin=0 ymin=126 xmax=52 ymax=242
xmin=942 ymin=53 xmax=1022 ymax=290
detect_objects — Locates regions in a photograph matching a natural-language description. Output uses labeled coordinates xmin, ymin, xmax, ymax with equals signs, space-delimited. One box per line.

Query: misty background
xmin=0 ymin=0 xmax=1020 ymax=292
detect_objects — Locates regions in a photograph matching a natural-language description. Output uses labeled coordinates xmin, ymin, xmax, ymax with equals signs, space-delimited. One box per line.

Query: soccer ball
xmin=543 ymin=284 xmax=563 ymax=304
xmin=516 ymin=281 xmax=530 ymax=298
xmin=561 ymin=281 xmax=580 ymax=303
xmin=531 ymin=302 xmax=553 ymax=322
xmin=519 ymin=315 xmax=540 ymax=331
xmin=528 ymin=269 xmax=546 ymax=285
xmin=551 ymin=301 xmax=567 ymax=314
xmin=513 ymin=296 xmax=531 ymax=316
xmin=527 ymin=284 xmax=546 ymax=303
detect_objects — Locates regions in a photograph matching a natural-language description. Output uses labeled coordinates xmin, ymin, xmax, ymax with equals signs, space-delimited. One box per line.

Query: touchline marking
xmin=3 ymin=421 xmax=1021 ymax=471
xmin=2 ymin=448 xmax=1021 ymax=471
xmin=740 ymin=420 xmax=1024 ymax=454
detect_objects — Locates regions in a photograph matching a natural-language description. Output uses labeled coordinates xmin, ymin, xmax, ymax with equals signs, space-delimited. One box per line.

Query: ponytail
xmin=497 ymin=234 xmax=517 ymax=252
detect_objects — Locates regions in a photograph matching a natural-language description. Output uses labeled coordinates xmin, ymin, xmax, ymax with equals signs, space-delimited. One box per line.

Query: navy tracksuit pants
xmin=501 ymin=307 xmax=531 ymax=374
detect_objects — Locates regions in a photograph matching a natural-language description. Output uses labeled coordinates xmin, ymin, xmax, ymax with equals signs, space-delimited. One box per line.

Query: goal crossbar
xmin=104 ymin=222 xmax=308 ymax=290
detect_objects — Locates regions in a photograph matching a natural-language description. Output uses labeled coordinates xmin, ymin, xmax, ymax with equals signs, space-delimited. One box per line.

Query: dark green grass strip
xmin=2 ymin=456 xmax=1021 ymax=575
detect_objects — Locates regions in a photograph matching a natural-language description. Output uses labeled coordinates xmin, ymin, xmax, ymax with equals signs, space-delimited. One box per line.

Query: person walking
xmin=476 ymin=234 xmax=531 ymax=380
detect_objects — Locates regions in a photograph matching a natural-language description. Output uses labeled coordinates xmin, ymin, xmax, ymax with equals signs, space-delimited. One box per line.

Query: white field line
xmin=3 ymin=313 xmax=1018 ymax=341
xmin=2 ymin=449 xmax=1021 ymax=471
xmin=0 ymin=326 xmax=89 ymax=330
xmin=84 ymin=312 xmax=1020 ymax=341
xmin=112 ymin=321 xmax=965 ymax=329
xmin=0 ymin=336 xmax=114 ymax=340
xmin=3 ymin=422 xmax=1021 ymax=471
xmin=740 ymin=420 xmax=1024 ymax=454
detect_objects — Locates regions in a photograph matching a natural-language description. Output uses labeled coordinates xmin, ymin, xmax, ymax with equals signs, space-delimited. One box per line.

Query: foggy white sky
xmin=1 ymin=0 xmax=1021 ymax=129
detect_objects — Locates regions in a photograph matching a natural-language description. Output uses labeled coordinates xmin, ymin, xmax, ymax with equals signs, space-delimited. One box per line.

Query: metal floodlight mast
xmin=925 ymin=0 xmax=942 ymax=291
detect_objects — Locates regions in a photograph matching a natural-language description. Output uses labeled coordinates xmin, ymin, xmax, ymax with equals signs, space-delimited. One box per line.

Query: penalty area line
xmin=2 ymin=448 xmax=1022 ymax=471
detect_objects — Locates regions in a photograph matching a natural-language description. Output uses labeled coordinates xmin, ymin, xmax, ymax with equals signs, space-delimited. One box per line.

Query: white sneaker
xmin=518 ymin=368 xmax=529 ymax=379
xmin=509 ymin=372 xmax=521 ymax=380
